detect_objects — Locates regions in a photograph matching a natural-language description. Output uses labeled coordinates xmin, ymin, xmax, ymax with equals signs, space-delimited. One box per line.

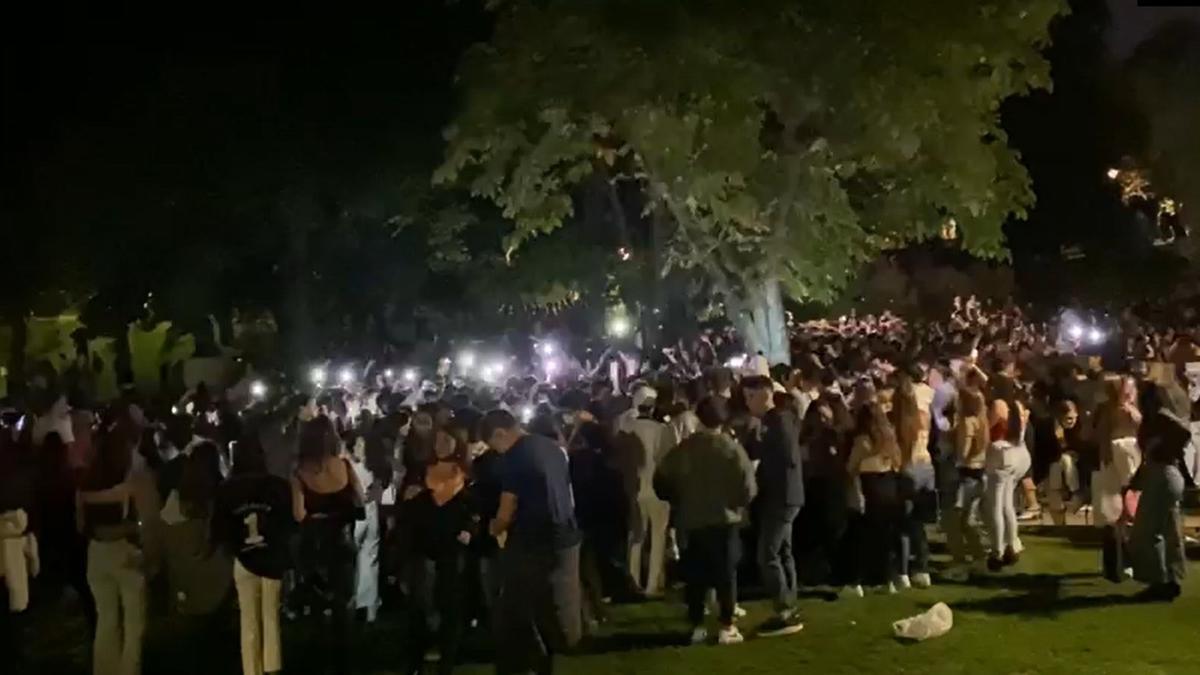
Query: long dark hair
xmin=178 ymin=441 xmax=223 ymax=519
xmin=83 ymin=430 xmax=133 ymax=491
xmin=298 ymin=415 xmax=340 ymax=469
xmin=231 ymin=431 xmax=268 ymax=476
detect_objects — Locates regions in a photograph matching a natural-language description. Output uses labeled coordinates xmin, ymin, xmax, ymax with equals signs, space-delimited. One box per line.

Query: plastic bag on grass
xmin=893 ymin=602 xmax=953 ymax=641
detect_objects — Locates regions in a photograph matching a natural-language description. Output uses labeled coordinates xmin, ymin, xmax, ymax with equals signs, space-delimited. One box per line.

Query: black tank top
xmin=298 ymin=459 xmax=361 ymax=527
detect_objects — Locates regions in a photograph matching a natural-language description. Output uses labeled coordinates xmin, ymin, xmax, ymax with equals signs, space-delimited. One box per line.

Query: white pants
xmin=88 ymin=539 xmax=146 ymax=675
xmin=1094 ymin=437 xmax=1142 ymax=527
xmin=985 ymin=445 xmax=1030 ymax=556
xmin=0 ymin=509 xmax=38 ymax=613
xmin=354 ymin=502 xmax=380 ymax=615
xmin=233 ymin=559 xmax=282 ymax=675
xmin=628 ymin=493 xmax=670 ymax=595
xmin=1046 ymin=453 xmax=1081 ymax=523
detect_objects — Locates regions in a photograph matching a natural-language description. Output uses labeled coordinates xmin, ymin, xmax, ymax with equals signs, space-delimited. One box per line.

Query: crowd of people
xmin=2 ymin=297 xmax=1199 ymax=674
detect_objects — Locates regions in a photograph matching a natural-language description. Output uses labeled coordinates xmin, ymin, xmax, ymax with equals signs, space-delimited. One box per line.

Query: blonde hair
xmin=892 ymin=376 xmax=923 ymax=465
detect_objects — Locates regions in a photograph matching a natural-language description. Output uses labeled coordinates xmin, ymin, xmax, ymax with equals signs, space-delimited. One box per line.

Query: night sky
xmin=1107 ymin=0 xmax=1200 ymax=56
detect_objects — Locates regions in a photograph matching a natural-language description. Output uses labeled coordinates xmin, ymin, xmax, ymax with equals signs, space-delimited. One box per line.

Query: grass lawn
xmin=15 ymin=531 xmax=1200 ymax=674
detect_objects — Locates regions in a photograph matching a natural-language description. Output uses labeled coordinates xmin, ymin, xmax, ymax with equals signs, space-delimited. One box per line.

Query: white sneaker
xmin=733 ymin=604 xmax=747 ymax=619
xmin=841 ymin=584 xmax=864 ymax=599
xmin=911 ymin=572 xmax=932 ymax=588
xmin=895 ymin=574 xmax=912 ymax=590
xmin=717 ymin=626 xmax=745 ymax=645
xmin=690 ymin=626 xmax=710 ymax=645
xmin=878 ymin=582 xmax=898 ymax=595
xmin=1123 ymin=567 xmax=1134 ymax=580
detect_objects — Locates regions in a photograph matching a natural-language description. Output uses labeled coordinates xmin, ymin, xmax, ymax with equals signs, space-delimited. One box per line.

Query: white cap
xmin=632 ymin=385 xmax=658 ymax=410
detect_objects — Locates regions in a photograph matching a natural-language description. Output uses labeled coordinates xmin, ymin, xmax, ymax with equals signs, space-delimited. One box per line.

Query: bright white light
xmin=1067 ymin=324 xmax=1084 ymax=340
xmin=727 ymin=354 xmax=747 ymax=369
xmin=618 ymin=247 xmax=632 ymax=262
xmin=521 ymin=405 xmax=535 ymax=423
xmin=171 ymin=405 xmax=179 ymax=416
xmin=384 ymin=368 xmax=394 ymax=379
xmin=539 ymin=342 xmax=557 ymax=357
xmin=481 ymin=365 xmax=499 ymax=383
xmin=338 ymin=368 xmax=354 ymax=385
xmin=1088 ymin=328 xmax=1105 ymax=345
xmin=403 ymin=368 xmax=418 ymax=383
xmin=544 ymin=358 xmax=560 ymax=377
xmin=250 ymin=381 xmax=267 ymax=399
xmin=310 ymin=367 xmax=327 ymax=386
xmin=1107 ymin=168 xmax=1120 ymax=180
xmin=608 ymin=316 xmax=631 ymax=338
xmin=459 ymin=351 xmax=476 ymax=368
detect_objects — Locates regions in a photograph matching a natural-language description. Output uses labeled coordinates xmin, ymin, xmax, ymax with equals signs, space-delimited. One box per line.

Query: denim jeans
xmin=899 ymin=462 xmax=936 ymax=576
xmin=945 ymin=471 xmax=987 ymax=565
xmin=986 ymin=444 xmax=1031 ymax=556
xmin=757 ymin=507 xmax=800 ymax=614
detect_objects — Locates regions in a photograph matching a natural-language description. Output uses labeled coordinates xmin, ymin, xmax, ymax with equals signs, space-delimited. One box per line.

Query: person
xmin=944 ymin=375 xmax=990 ymax=580
xmin=156 ymin=441 xmax=235 ymax=674
xmin=78 ymin=431 xmax=146 ymax=675
xmin=1129 ymin=395 xmax=1189 ymax=601
xmin=291 ymin=416 xmax=364 ymax=675
xmin=893 ymin=371 xmax=936 ymax=588
xmin=983 ymin=398 xmax=1031 ymax=570
xmin=481 ymin=409 xmax=582 ymax=675
xmin=346 ymin=433 xmax=382 ymax=623
xmin=654 ymin=396 xmax=756 ymax=646
xmin=613 ymin=384 xmax=675 ymax=598
xmin=739 ymin=375 xmax=805 ymax=637
xmin=213 ymin=432 xmax=296 ymax=675
xmin=796 ymin=389 xmax=851 ymax=588
xmin=36 ymin=432 xmax=97 ymax=630
xmin=1040 ymin=399 xmax=1084 ymax=524
xmin=1093 ymin=375 xmax=1142 ymax=582
xmin=846 ymin=402 xmax=903 ymax=596
xmin=403 ymin=423 xmax=478 ymax=674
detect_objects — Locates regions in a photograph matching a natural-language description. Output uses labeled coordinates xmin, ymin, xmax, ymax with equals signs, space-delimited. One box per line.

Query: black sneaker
xmin=758 ymin=614 xmax=805 ymax=638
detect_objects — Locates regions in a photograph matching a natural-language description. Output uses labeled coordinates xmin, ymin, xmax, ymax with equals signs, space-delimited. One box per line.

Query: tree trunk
xmin=731 ymin=277 xmax=790 ymax=366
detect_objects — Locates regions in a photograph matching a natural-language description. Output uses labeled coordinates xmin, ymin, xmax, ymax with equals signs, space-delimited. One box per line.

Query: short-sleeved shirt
xmin=213 ymin=473 xmax=295 ymax=579
xmin=501 ymin=433 xmax=580 ymax=550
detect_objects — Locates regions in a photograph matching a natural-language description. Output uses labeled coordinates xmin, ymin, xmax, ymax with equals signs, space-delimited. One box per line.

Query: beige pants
xmin=234 ymin=559 xmax=283 ymax=675
xmin=628 ymin=493 xmax=670 ymax=596
xmin=0 ymin=509 xmax=38 ymax=613
xmin=88 ymin=539 xmax=146 ymax=675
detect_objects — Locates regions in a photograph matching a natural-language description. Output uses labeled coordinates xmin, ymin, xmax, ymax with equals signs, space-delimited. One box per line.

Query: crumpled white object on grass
xmin=893 ymin=602 xmax=953 ymax=641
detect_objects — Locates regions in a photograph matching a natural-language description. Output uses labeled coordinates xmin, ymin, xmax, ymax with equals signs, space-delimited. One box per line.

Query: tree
xmin=1125 ymin=19 xmax=1200 ymax=241
xmin=437 ymin=0 xmax=1067 ymax=363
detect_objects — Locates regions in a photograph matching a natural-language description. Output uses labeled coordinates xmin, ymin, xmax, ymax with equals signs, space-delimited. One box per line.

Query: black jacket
xmin=742 ymin=408 xmax=805 ymax=510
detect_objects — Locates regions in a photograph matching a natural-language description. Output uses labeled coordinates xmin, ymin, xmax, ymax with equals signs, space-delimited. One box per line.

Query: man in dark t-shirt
xmin=481 ymin=409 xmax=582 ymax=675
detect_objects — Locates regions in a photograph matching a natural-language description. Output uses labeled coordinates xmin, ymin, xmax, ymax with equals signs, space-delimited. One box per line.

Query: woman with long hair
xmin=291 ymin=415 xmax=364 ymax=675
xmin=1092 ymin=375 xmax=1142 ymax=581
xmin=36 ymin=431 xmax=97 ymax=629
xmin=160 ymin=441 xmax=235 ymax=674
xmin=845 ymin=402 xmax=903 ymax=596
xmin=77 ymin=430 xmax=145 ymax=675
xmin=945 ymin=371 xmax=991 ymax=580
xmin=983 ymin=396 xmax=1032 ymax=571
xmin=404 ymin=421 xmax=477 ymax=673
xmin=892 ymin=370 xmax=936 ymax=589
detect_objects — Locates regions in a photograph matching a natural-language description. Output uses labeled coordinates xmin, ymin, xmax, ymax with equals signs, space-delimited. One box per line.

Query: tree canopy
xmin=437 ymin=0 xmax=1068 ymax=362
